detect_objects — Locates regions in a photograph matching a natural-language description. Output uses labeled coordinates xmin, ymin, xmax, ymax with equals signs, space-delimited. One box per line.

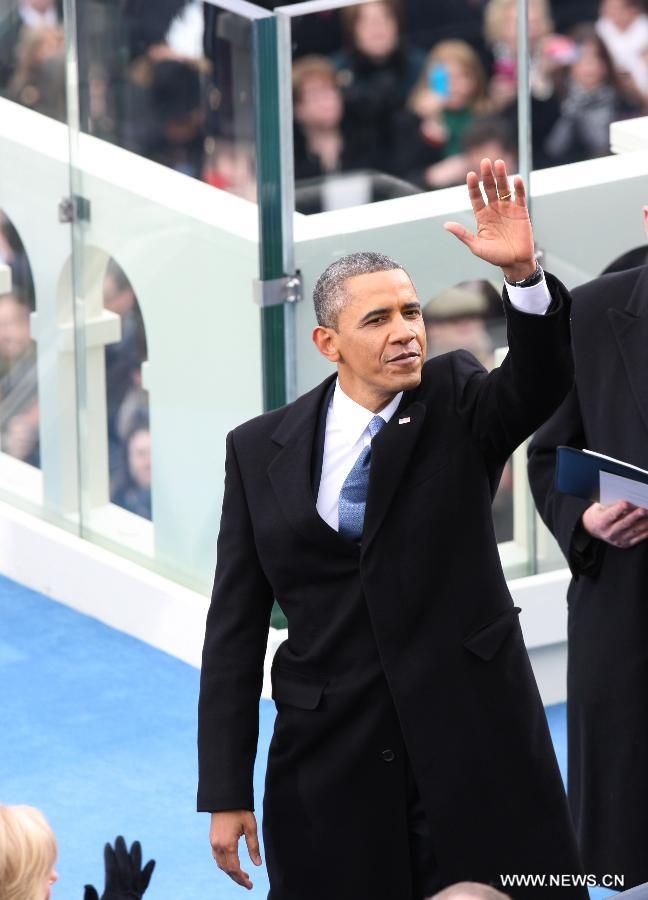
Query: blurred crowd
xmin=1 ymin=0 xmax=647 ymax=207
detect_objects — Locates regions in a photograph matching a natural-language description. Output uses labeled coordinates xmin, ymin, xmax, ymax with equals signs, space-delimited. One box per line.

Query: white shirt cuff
xmin=505 ymin=276 xmax=552 ymax=315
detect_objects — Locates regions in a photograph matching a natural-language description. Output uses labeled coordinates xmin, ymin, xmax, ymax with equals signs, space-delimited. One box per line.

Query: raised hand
xmin=444 ymin=158 xmax=537 ymax=283
xmin=83 ymin=836 xmax=155 ymax=900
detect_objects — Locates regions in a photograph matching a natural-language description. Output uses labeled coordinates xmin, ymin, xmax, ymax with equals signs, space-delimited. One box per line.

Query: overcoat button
xmin=381 ymin=749 xmax=396 ymax=762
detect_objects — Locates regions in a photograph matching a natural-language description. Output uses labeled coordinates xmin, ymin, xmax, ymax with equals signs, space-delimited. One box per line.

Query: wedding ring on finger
xmin=498 ymin=191 xmax=512 ymax=201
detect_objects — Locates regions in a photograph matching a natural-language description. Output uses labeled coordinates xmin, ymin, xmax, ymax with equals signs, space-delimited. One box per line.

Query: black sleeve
xmin=527 ymin=383 xmax=604 ymax=578
xmin=197 ymin=430 xmax=275 ymax=813
xmin=451 ymin=271 xmax=574 ymax=464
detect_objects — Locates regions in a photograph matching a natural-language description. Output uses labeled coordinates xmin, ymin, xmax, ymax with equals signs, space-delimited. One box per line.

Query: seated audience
xmin=332 ymin=0 xmax=424 ymax=173
xmin=544 ymin=24 xmax=639 ymax=164
xmin=5 ymin=23 xmax=66 ymax=121
xmin=596 ymin=0 xmax=648 ymax=99
xmin=484 ymin=0 xmax=563 ymax=167
xmin=0 ymin=0 xmax=61 ymax=90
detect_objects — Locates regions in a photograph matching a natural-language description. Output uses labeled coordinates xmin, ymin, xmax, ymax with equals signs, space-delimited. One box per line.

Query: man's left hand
xmin=444 ymin=158 xmax=537 ymax=283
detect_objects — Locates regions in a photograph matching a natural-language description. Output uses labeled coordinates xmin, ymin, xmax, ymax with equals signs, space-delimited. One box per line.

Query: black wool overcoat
xmin=198 ymin=275 xmax=587 ymax=900
xmin=528 ymin=265 xmax=648 ymax=890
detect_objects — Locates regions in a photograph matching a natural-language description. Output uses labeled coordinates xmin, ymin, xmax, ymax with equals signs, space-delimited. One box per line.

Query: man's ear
xmin=643 ymin=205 xmax=648 ymax=237
xmin=312 ymin=325 xmax=340 ymax=363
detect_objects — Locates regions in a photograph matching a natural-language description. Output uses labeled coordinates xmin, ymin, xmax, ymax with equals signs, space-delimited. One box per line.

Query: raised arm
xmin=444 ymin=158 xmax=573 ymax=462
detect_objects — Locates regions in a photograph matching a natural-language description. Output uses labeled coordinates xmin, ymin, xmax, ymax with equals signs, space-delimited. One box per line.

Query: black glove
xmin=84 ymin=835 xmax=155 ymax=900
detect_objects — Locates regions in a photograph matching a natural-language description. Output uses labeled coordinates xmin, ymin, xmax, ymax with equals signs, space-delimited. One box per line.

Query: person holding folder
xmin=198 ymin=159 xmax=586 ymax=899
xmin=528 ymin=210 xmax=648 ymax=890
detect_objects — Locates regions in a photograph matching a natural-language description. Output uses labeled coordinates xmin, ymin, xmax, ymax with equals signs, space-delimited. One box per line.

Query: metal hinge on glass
xmin=58 ymin=195 xmax=91 ymax=224
xmin=254 ymin=273 xmax=302 ymax=308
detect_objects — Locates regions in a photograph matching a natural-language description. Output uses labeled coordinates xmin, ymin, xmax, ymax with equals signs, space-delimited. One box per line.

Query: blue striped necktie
xmin=338 ymin=415 xmax=385 ymax=543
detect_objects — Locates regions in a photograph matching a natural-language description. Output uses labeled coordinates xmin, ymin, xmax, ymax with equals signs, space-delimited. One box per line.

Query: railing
xmin=0 ymin=0 xmax=647 ymax=597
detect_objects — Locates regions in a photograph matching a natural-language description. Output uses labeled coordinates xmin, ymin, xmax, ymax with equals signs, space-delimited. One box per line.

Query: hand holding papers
xmin=556 ymin=446 xmax=648 ymax=506
xmin=600 ymin=471 xmax=648 ymax=510
xmin=556 ymin=447 xmax=648 ymax=549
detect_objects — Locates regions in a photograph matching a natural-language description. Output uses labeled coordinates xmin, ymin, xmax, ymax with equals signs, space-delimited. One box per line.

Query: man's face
xmin=315 ymin=269 xmax=426 ymax=410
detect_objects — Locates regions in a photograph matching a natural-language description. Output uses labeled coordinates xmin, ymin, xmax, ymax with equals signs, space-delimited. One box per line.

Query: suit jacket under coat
xmin=198 ymin=274 xmax=586 ymax=900
xmin=528 ymin=265 xmax=648 ymax=889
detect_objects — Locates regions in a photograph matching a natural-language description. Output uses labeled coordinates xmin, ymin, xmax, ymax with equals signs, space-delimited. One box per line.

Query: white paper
xmin=600 ymin=471 xmax=648 ymax=510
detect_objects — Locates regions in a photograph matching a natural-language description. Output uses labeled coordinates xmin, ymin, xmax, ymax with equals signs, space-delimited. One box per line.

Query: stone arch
xmin=48 ymin=246 xmax=151 ymax=520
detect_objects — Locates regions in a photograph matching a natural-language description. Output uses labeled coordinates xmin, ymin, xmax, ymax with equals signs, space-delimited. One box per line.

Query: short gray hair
xmin=313 ymin=251 xmax=409 ymax=329
xmin=428 ymin=883 xmax=512 ymax=900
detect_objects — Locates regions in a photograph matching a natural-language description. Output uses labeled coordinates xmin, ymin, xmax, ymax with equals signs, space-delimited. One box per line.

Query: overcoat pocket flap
xmin=271 ymin=667 xmax=327 ymax=710
xmin=463 ymin=607 xmax=522 ymax=661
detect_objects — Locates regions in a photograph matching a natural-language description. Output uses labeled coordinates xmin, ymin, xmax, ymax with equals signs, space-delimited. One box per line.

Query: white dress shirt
xmin=315 ymin=276 xmax=552 ymax=531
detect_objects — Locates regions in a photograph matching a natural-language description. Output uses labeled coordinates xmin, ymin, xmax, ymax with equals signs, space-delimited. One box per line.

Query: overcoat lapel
xmin=608 ymin=266 xmax=648 ymax=440
xmin=267 ymin=374 xmax=359 ymax=557
xmin=362 ymin=398 xmax=427 ymax=550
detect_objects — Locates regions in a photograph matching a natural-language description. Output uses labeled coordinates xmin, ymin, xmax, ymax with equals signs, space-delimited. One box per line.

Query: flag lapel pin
xmin=398 ymin=417 xmax=411 ymax=425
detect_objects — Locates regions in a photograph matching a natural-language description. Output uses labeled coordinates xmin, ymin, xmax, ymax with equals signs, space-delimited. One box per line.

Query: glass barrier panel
xmin=66 ymin=0 xmax=268 ymax=592
xmin=72 ymin=0 xmax=259 ymax=202
xmin=278 ymin=0 xmax=520 ymax=214
xmin=0 ymin=96 xmax=80 ymax=534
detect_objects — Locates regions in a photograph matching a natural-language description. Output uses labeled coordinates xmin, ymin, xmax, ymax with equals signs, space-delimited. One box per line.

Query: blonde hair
xmin=408 ymin=40 xmax=490 ymax=114
xmin=484 ymin=0 xmax=554 ymax=46
xmin=0 ymin=806 xmax=57 ymax=900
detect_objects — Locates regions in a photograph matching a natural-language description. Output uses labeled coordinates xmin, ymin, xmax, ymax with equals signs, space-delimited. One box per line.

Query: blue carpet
xmin=0 ymin=575 xmax=616 ymax=898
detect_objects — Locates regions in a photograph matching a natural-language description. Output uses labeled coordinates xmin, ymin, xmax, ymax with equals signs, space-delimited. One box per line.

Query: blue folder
xmin=555 ymin=446 xmax=648 ymax=501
